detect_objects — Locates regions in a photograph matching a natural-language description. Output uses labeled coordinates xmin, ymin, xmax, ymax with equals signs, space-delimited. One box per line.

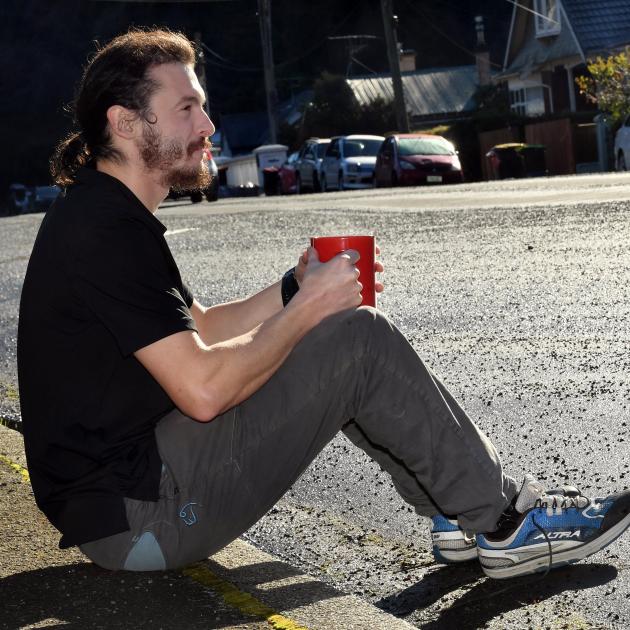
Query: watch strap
xmin=281 ymin=267 xmax=300 ymax=307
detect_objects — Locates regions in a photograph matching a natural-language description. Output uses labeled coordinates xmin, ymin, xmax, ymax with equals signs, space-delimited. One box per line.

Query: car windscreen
xmin=317 ymin=143 xmax=330 ymax=158
xmin=398 ymin=138 xmax=454 ymax=156
xmin=344 ymin=139 xmax=383 ymax=157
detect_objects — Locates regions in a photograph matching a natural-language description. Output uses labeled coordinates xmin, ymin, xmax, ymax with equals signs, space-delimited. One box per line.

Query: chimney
xmin=399 ymin=45 xmax=417 ymax=72
xmin=474 ymin=15 xmax=491 ymax=86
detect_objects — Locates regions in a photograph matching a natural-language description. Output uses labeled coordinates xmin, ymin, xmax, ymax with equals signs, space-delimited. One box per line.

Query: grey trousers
xmin=80 ymin=307 xmax=518 ymax=571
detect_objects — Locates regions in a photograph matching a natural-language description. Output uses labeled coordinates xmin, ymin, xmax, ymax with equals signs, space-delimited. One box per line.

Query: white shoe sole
xmin=433 ymin=545 xmax=478 ymax=563
xmin=479 ymin=512 xmax=630 ymax=579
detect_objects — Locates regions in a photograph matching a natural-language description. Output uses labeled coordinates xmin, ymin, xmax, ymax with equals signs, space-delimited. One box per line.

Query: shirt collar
xmin=75 ymin=167 xmax=168 ymax=235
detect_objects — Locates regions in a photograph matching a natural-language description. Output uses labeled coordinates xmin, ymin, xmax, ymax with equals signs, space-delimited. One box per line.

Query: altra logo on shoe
xmin=533 ymin=530 xmax=581 ymax=540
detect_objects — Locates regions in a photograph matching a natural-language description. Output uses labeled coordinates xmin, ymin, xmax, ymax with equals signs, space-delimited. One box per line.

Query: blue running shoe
xmin=431 ymin=514 xmax=478 ymax=564
xmin=477 ymin=474 xmax=630 ymax=579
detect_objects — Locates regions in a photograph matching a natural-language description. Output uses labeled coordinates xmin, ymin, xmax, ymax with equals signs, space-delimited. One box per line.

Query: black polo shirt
xmin=17 ymin=167 xmax=197 ymax=548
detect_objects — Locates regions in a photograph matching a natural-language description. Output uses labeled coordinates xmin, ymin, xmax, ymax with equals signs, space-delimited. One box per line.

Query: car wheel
xmin=618 ymin=152 xmax=627 ymax=172
xmin=321 ymin=174 xmax=327 ymax=192
xmin=190 ymin=190 xmax=203 ymax=203
xmin=391 ymin=171 xmax=398 ymax=187
xmin=313 ymin=171 xmax=321 ymax=193
xmin=295 ymin=174 xmax=302 ymax=194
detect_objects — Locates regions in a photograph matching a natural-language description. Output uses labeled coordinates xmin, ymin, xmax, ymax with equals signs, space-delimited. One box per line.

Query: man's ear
xmin=106 ymin=105 xmax=139 ymax=140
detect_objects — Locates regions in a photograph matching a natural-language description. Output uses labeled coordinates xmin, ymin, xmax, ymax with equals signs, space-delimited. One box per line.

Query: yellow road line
xmin=0 ymin=452 xmax=309 ymax=630
xmin=0 ymin=453 xmax=30 ymax=483
xmin=183 ymin=563 xmax=310 ymax=630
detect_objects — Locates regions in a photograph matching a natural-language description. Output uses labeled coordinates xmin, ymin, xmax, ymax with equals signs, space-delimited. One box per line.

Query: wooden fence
xmin=478 ymin=118 xmax=598 ymax=179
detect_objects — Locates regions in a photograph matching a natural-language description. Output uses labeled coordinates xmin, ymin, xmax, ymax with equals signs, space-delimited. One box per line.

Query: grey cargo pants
xmin=80 ymin=307 xmax=518 ymax=571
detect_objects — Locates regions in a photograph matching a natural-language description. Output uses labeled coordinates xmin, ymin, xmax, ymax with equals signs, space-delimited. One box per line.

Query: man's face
xmin=137 ymin=63 xmax=215 ymax=190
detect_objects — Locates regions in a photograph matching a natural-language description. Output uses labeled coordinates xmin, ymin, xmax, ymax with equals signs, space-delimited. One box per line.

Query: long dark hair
xmin=51 ymin=28 xmax=196 ymax=187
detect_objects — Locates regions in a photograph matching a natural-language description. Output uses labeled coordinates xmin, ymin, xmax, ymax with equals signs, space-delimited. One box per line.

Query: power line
xmin=201 ymin=42 xmax=262 ymax=72
xmin=201 ymin=5 xmax=361 ymax=75
xmin=504 ymin=0 xmax=560 ymax=26
xmin=349 ymin=56 xmax=379 ymax=76
xmin=400 ymin=0 xmax=503 ymax=69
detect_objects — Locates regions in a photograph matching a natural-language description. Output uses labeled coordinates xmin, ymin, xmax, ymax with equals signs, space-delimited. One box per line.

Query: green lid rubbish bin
xmin=263 ymin=167 xmax=280 ymax=196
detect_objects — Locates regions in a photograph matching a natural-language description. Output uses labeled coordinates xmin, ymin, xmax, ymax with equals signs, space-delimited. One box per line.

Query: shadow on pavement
xmin=0 ymin=558 xmax=341 ymax=630
xmin=376 ymin=562 xmax=617 ymax=630
xmin=205 ymin=558 xmax=344 ymax=610
xmin=376 ymin=561 xmax=485 ymax=616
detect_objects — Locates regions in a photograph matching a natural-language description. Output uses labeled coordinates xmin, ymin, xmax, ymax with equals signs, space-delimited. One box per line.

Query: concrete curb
xmin=0 ymin=424 xmax=414 ymax=629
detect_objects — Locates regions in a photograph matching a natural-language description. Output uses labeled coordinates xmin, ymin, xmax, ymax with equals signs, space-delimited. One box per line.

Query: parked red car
xmin=374 ymin=133 xmax=463 ymax=187
xmin=277 ymin=151 xmax=299 ymax=194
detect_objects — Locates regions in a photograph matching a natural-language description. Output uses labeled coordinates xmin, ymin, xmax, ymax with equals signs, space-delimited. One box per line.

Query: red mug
xmin=310 ymin=235 xmax=376 ymax=307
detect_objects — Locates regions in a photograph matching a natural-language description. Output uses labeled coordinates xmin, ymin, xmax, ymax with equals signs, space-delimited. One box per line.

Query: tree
xmin=575 ymin=48 xmax=630 ymax=123
xmin=471 ymin=83 xmax=515 ymax=128
xmin=300 ymin=72 xmax=361 ymax=141
xmin=297 ymin=72 xmax=398 ymax=146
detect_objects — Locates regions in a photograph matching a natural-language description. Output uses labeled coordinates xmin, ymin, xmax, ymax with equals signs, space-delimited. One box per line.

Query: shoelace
xmin=535 ymin=493 xmax=591 ymax=517
xmin=531 ymin=492 xmax=593 ymax=576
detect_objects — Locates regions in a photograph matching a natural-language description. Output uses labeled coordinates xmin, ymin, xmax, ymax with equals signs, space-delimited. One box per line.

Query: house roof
xmin=563 ymin=0 xmax=630 ymax=54
xmin=501 ymin=0 xmax=630 ymax=79
xmin=347 ymin=66 xmax=482 ymax=120
xmin=501 ymin=7 xmax=581 ymax=79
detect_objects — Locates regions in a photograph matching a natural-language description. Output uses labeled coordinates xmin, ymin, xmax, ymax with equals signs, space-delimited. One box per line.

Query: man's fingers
xmin=375 ymin=261 xmax=384 ymax=273
xmin=338 ymin=248 xmax=360 ymax=265
xmin=307 ymin=246 xmax=320 ymax=263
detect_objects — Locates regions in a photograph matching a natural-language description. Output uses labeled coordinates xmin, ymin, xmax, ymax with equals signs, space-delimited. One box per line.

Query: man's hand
xmin=294 ymin=249 xmax=309 ymax=285
xmin=294 ymin=244 xmax=385 ymax=293
xmin=289 ymin=247 xmax=361 ymax=325
xmin=138 ymin=243 xmax=384 ymax=422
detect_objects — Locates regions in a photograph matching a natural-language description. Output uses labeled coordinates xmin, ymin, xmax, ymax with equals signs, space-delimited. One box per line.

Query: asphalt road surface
xmin=2 ymin=172 xmax=630 ymax=629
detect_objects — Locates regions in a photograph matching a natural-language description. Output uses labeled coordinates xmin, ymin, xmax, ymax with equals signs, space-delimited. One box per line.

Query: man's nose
xmin=199 ymin=109 xmax=215 ymax=138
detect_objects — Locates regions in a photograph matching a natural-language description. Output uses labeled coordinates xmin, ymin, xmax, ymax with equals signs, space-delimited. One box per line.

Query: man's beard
xmin=139 ymin=124 xmax=212 ymax=191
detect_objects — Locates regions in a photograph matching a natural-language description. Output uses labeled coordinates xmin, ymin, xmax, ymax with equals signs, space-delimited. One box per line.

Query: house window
xmin=534 ymin=0 xmax=561 ymax=37
xmin=509 ymin=88 xmax=527 ymax=116
xmin=509 ymin=85 xmax=546 ymax=116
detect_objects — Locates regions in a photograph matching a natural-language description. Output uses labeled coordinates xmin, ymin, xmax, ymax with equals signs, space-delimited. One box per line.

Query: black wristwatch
xmin=281 ymin=267 xmax=300 ymax=306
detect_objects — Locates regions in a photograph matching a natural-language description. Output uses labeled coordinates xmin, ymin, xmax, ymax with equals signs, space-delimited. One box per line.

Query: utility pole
xmin=258 ymin=0 xmax=278 ymax=144
xmin=91 ymin=1 xmax=277 ymax=143
xmin=380 ymin=0 xmax=409 ymax=133
xmin=194 ymin=32 xmax=212 ymax=118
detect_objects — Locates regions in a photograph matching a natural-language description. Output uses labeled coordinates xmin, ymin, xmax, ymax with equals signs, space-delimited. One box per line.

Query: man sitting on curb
xmin=17 ymin=28 xmax=630 ymax=579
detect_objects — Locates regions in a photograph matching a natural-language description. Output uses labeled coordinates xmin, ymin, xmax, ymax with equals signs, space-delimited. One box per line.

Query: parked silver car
xmin=614 ymin=114 xmax=630 ymax=171
xmin=295 ymin=137 xmax=330 ymax=193
xmin=320 ymin=135 xmax=385 ymax=191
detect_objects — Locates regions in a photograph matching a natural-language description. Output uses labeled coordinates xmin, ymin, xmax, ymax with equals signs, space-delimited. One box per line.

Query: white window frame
xmin=508 ymin=77 xmax=547 ymax=116
xmin=534 ymin=0 xmax=561 ymax=37
xmin=509 ymin=88 xmax=527 ymax=116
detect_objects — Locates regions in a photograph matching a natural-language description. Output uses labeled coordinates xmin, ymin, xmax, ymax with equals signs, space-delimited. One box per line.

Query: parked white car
xmin=295 ymin=137 xmax=330 ymax=193
xmin=320 ymin=135 xmax=385 ymax=191
xmin=614 ymin=114 xmax=630 ymax=171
